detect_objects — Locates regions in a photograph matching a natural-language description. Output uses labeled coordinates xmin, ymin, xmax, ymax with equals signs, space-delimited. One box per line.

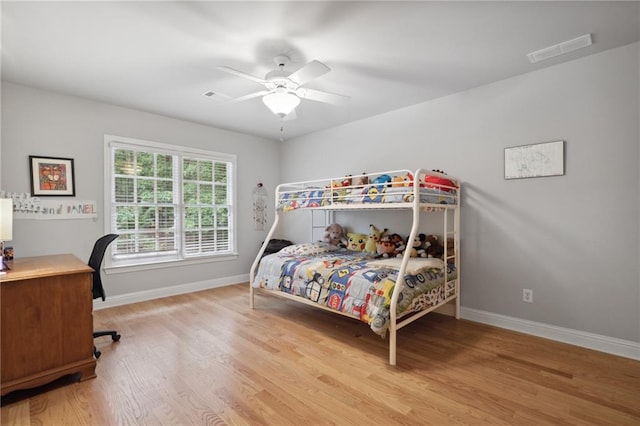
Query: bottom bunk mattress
xmin=252 ymin=243 xmax=457 ymax=336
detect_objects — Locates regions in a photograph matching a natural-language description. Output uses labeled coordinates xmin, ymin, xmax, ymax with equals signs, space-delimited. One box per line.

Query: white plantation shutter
xmin=106 ymin=136 xmax=235 ymax=267
xmin=182 ymin=158 xmax=233 ymax=256
xmin=111 ymin=148 xmax=177 ymax=258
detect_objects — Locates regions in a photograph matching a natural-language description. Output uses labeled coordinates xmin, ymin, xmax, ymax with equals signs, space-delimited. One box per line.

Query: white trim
xmin=104 ymin=134 xmax=237 ymax=162
xmin=93 ymin=279 xmax=639 ymax=361
xmin=461 ymin=307 xmax=640 ymax=361
xmin=93 ymin=274 xmax=248 ymax=310
xmin=103 ymin=134 xmax=237 ymax=269
xmin=104 ymin=253 xmax=238 ymax=274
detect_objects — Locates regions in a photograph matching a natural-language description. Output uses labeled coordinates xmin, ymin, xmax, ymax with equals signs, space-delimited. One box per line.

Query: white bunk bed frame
xmin=249 ymin=168 xmax=461 ymax=366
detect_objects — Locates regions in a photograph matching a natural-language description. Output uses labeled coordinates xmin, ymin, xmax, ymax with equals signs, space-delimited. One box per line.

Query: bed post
xmin=389 ymin=322 xmax=397 ymax=366
xmin=454 ymin=184 xmax=461 ymax=319
xmin=388 ymin=168 xmax=423 ymax=366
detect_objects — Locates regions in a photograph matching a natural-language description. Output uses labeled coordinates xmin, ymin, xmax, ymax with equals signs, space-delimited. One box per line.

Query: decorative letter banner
xmin=0 ymin=190 xmax=97 ymax=220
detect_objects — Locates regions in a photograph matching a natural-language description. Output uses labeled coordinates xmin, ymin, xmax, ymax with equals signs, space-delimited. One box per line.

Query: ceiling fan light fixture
xmin=262 ymin=90 xmax=300 ymax=117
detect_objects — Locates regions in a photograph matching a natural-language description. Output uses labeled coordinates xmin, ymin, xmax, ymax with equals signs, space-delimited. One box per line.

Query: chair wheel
xmin=113 ymin=334 xmax=121 ymax=342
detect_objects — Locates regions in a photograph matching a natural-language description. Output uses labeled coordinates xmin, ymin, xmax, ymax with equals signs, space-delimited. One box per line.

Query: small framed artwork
xmin=504 ymin=140 xmax=565 ymax=180
xmin=29 ymin=155 xmax=76 ymax=196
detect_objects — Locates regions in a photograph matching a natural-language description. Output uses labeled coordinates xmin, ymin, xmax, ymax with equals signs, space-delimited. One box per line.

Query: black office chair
xmin=89 ymin=233 xmax=121 ymax=359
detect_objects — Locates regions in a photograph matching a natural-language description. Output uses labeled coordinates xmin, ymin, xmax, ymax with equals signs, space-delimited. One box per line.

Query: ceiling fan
xmin=217 ymin=55 xmax=349 ymax=119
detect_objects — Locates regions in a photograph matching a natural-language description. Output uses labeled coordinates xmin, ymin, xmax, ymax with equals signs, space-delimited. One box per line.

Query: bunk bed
xmin=249 ymin=169 xmax=461 ymax=365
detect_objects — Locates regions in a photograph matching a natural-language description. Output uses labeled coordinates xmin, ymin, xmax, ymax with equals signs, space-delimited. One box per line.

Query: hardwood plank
xmin=1 ymin=399 xmax=29 ymax=426
xmin=2 ymin=283 xmax=639 ymax=425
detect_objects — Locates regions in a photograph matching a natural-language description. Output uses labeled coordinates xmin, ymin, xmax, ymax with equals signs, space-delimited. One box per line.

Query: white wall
xmin=280 ymin=43 xmax=640 ymax=343
xmin=1 ymin=82 xmax=280 ymax=297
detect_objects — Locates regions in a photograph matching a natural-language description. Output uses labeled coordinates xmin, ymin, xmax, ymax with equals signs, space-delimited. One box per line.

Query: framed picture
xmin=29 ymin=155 xmax=76 ymax=196
xmin=504 ymin=140 xmax=565 ymax=180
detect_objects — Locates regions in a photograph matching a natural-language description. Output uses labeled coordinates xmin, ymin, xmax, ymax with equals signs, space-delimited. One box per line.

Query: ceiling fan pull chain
xmin=280 ymin=121 xmax=285 ymax=142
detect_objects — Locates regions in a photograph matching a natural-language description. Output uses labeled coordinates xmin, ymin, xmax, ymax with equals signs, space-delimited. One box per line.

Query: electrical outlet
xmin=523 ymin=289 xmax=533 ymax=303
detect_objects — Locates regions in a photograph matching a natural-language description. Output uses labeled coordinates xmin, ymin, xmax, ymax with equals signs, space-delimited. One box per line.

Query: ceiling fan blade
xmin=287 ymin=60 xmax=330 ymax=86
xmin=296 ymin=87 xmax=349 ymax=105
xmin=227 ymin=90 xmax=271 ymax=103
xmin=217 ymin=66 xmax=267 ymax=84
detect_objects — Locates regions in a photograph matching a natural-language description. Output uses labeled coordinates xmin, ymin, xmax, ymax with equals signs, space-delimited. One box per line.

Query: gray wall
xmin=279 ymin=43 xmax=640 ymax=343
xmin=1 ymin=82 xmax=280 ymax=297
xmin=1 ymin=43 xmax=638 ymax=345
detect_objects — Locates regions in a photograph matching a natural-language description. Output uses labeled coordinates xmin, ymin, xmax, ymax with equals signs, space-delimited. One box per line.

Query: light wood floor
xmin=2 ymin=283 xmax=639 ymax=425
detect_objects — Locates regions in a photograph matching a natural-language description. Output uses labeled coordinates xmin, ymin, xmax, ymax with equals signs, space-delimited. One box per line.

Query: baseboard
xmin=94 ymin=278 xmax=639 ymax=361
xmin=461 ymin=307 xmax=640 ymax=361
xmin=93 ymin=274 xmax=249 ymax=310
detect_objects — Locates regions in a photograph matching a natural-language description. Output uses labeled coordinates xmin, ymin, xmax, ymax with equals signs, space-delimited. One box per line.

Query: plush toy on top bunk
xmin=353 ymin=173 xmax=369 ymax=188
xmin=391 ymin=172 xmax=413 ymax=187
xmin=385 ymin=172 xmax=414 ymax=202
xmin=420 ymin=169 xmax=458 ymax=192
xmin=362 ymin=174 xmax=392 ymax=203
xmin=325 ymin=175 xmax=353 ymax=204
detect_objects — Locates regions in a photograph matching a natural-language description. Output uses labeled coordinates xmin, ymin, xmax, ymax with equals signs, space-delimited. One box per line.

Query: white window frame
xmin=104 ymin=135 xmax=238 ymax=273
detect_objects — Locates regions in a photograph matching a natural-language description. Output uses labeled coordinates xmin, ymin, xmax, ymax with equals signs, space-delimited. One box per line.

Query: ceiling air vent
xmin=527 ymin=33 xmax=592 ymax=64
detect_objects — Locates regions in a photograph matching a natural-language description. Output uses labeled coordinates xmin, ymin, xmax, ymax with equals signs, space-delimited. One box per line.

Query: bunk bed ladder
xmin=444 ymin=205 xmax=461 ymax=319
xmin=452 ymin=185 xmax=461 ymax=319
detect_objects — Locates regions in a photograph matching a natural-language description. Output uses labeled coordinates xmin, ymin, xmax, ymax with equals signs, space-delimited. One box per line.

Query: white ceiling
xmin=2 ymin=1 xmax=639 ymax=141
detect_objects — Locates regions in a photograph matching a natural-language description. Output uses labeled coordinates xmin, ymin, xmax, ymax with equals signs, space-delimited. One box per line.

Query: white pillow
xmin=368 ymin=257 xmax=444 ymax=274
xmin=278 ymin=242 xmax=338 ymax=256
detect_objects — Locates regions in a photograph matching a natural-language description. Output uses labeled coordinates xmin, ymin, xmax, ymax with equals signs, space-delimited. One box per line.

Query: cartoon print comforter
xmin=252 ymin=246 xmax=456 ymax=336
xmin=278 ymin=186 xmax=457 ymax=211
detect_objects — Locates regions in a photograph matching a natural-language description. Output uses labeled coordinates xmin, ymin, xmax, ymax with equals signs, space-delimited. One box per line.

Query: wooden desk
xmin=1 ymin=254 xmax=97 ymax=396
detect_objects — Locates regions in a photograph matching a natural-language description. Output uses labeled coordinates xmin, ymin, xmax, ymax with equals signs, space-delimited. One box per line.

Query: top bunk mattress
xmin=277 ymin=169 xmax=459 ymax=211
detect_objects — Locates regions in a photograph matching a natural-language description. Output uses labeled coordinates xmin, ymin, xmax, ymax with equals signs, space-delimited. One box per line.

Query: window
xmin=105 ymin=135 xmax=236 ymax=269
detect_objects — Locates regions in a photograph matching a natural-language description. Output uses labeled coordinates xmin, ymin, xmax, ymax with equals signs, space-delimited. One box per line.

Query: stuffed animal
xmin=328 ymin=175 xmax=353 ymax=203
xmin=345 ymin=232 xmax=368 ymax=252
xmin=421 ymin=169 xmax=457 ymax=192
xmin=324 ymin=223 xmax=346 ymax=247
xmin=424 ymin=234 xmax=444 ymax=259
xmin=353 ymin=173 xmax=369 ymax=187
xmin=404 ymin=233 xmax=427 ymax=257
xmin=329 ymin=175 xmax=352 ymax=189
xmin=389 ymin=233 xmax=405 ymax=257
xmin=365 ymin=224 xmax=387 ymax=254
xmin=376 ymin=235 xmax=396 ymax=258
xmin=444 ymin=237 xmax=455 ymax=262
xmin=371 ymin=174 xmax=392 ymax=189
xmin=391 ymin=172 xmax=414 ymax=187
